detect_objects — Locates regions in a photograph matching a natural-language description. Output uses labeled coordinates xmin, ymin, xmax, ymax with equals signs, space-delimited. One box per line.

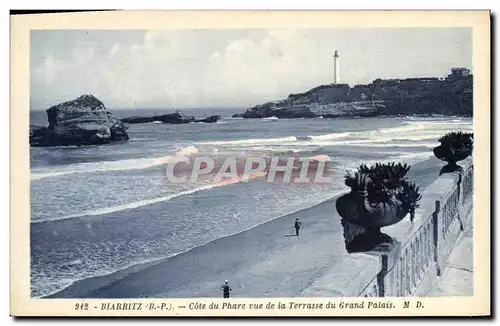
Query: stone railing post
xmin=433 ymin=200 xmax=441 ymax=276
xmin=375 ymin=242 xmax=401 ymax=297
xmin=377 ymin=255 xmax=388 ymax=297
xmin=456 ymin=173 xmax=464 ymax=231
xmin=460 ymin=160 xmax=474 ymax=225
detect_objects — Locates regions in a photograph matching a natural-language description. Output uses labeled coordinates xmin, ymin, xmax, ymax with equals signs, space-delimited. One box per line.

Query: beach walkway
xmin=427 ymin=222 xmax=474 ymax=296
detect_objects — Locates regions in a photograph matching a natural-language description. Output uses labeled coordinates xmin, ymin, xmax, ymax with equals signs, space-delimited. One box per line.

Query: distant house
xmin=449 ymin=67 xmax=471 ymax=77
xmin=445 ymin=67 xmax=471 ymax=81
xmin=380 ymin=79 xmax=401 ymax=86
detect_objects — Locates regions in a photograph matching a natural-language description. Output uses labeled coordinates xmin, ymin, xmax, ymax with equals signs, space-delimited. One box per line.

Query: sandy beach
xmin=47 ymin=156 xmax=445 ymax=298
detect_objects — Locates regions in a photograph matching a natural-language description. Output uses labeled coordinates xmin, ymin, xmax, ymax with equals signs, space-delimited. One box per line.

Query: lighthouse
xmin=333 ymin=50 xmax=340 ymax=84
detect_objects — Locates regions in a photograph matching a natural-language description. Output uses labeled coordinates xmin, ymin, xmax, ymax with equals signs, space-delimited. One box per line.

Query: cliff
xmin=30 ymin=94 xmax=129 ymax=147
xmin=235 ymin=74 xmax=473 ymax=119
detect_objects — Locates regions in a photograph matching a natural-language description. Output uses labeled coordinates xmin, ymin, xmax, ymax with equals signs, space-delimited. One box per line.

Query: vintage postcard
xmin=10 ymin=10 xmax=490 ymax=317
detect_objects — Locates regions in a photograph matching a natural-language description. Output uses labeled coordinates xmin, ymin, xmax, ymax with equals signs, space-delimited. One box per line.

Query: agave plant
xmin=338 ymin=161 xmax=422 ymax=252
xmin=397 ymin=181 xmax=422 ymax=222
xmin=434 ymin=132 xmax=473 ymax=174
xmin=343 ymin=162 xmax=421 ymax=221
xmin=438 ymin=131 xmax=474 ymax=150
xmin=361 ymin=162 xmax=414 ymax=206
xmin=344 ymin=171 xmax=369 ymax=192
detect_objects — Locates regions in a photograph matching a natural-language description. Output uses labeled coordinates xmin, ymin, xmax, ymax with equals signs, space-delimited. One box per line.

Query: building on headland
xmin=446 ymin=67 xmax=471 ymax=80
xmin=450 ymin=67 xmax=471 ymax=76
xmin=378 ymin=79 xmax=401 ymax=87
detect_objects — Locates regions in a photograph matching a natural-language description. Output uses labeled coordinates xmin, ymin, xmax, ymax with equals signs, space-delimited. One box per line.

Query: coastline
xmin=233 ymin=113 xmax=473 ymax=120
xmin=46 ymin=156 xmax=444 ymax=298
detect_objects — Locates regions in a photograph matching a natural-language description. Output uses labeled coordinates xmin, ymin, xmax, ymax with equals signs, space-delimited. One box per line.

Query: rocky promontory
xmin=235 ymin=71 xmax=473 ymax=119
xmin=121 ymin=111 xmax=221 ymax=124
xmin=30 ymin=95 xmax=129 ymax=147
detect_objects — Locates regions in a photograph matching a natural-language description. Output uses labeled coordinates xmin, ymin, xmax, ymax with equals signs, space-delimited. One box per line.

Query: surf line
xmin=31 ymin=183 xmax=223 ymax=223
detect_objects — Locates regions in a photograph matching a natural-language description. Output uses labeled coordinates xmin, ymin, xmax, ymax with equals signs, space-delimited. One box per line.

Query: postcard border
xmin=10 ymin=10 xmax=491 ymax=317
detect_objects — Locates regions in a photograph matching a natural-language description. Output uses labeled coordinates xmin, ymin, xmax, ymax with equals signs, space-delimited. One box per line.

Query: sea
xmin=29 ymin=108 xmax=473 ymax=297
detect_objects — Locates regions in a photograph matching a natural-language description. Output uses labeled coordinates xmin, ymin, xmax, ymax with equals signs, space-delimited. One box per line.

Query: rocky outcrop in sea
xmin=121 ymin=111 xmax=221 ymax=124
xmin=30 ymin=94 xmax=129 ymax=147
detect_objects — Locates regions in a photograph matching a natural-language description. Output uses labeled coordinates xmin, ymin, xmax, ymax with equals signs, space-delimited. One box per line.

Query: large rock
xmin=109 ymin=116 xmax=129 ymax=141
xmin=30 ymin=94 xmax=129 ymax=147
xmin=122 ymin=111 xmax=195 ymax=124
xmin=197 ymin=115 xmax=221 ymax=123
xmin=121 ymin=111 xmax=221 ymax=124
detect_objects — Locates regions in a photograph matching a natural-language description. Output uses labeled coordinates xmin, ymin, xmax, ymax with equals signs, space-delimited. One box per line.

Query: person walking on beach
xmin=294 ymin=218 xmax=302 ymax=236
xmin=221 ymin=280 xmax=232 ymax=298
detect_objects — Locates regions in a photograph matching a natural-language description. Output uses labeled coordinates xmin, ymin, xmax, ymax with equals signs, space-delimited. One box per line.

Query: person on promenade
xmin=294 ymin=218 xmax=302 ymax=236
xmin=221 ymin=280 xmax=232 ymax=298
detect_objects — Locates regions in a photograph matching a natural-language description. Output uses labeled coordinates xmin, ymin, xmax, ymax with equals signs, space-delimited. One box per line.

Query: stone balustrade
xmin=355 ymin=157 xmax=474 ymax=297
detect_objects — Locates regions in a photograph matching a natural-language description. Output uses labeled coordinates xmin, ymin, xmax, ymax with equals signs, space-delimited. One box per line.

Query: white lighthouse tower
xmin=333 ymin=50 xmax=340 ymax=84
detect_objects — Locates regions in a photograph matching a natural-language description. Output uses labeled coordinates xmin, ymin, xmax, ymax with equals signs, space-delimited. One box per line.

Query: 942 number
xmin=75 ymin=303 xmax=89 ymax=310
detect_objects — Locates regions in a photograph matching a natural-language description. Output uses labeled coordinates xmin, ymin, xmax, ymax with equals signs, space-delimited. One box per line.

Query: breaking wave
xmin=32 ymin=181 xmax=228 ymax=223
xmin=31 ymin=146 xmax=200 ymax=181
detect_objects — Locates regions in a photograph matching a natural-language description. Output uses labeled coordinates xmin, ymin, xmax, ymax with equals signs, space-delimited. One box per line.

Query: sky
xmin=30 ymin=28 xmax=472 ymax=110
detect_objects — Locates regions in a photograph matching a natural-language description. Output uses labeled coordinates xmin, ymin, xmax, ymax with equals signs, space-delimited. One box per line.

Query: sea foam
xmin=31 ymin=146 xmax=200 ymax=181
